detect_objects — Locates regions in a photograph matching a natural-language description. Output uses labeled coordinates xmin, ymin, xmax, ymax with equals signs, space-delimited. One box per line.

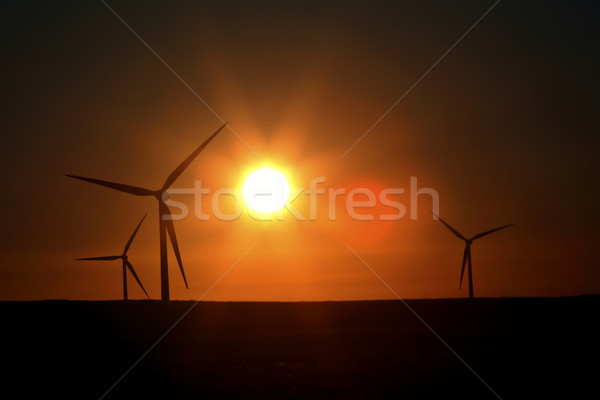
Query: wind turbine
xmin=76 ymin=214 xmax=149 ymax=300
xmin=67 ymin=123 xmax=227 ymax=301
xmin=434 ymin=213 xmax=512 ymax=298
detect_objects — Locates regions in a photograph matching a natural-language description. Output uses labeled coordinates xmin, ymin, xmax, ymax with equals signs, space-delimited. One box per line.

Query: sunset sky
xmin=1 ymin=1 xmax=599 ymax=300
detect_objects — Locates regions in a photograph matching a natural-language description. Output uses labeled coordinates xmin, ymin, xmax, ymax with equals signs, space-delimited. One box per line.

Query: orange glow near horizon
xmin=2 ymin=2 xmax=598 ymax=302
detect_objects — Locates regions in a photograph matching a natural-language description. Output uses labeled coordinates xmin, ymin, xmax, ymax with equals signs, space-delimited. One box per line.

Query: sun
xmin=242 ymin=167 xmax=291 ymax=214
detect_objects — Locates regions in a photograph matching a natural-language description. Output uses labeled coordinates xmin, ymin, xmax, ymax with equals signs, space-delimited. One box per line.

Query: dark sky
xmin=1 ymin=1 xmax=599 ymax=300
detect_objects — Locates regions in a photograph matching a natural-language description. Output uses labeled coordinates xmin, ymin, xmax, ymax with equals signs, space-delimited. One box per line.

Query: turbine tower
xmin=67 ymin=123 xmax=226 ymax=301
xmin=76 ymin=214 xmax=149 ymax=300
xmin=434 ymin=214 xmax=512 ymax=298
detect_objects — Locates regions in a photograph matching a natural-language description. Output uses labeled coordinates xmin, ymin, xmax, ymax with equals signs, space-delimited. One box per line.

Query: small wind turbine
xmin=434 ymin=213 xmax=512 ymax=298
xmin=76 ymin=214 xmax=149 ymax=300
xmin=67 ymin=123 xmax=226 ymax=301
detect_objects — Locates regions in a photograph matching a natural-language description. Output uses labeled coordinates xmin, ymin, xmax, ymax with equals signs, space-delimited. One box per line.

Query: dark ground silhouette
xmin=1 ymin=297 xmax=597 ymax=399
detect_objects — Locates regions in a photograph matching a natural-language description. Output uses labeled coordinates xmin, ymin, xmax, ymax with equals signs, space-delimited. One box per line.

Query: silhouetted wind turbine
xmin=434 ymin=213 xmax=512 ymax=298
xmin=67 ymin=123 xmax=226 ymax=301
xmin=76 ymin=214 xmax=149 ymax=300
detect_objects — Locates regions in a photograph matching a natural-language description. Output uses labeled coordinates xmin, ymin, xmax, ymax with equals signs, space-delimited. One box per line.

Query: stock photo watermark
xmin=163 ymin=176 xmax=439 ymax=222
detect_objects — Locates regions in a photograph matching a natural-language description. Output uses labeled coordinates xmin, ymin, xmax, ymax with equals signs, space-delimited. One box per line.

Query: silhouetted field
xmin=1 ymin=297 xmax=597 ymax=399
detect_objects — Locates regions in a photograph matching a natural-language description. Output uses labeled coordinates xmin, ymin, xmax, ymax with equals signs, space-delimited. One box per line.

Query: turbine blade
xmin=470 ymin=224 xmax=513 ymax=241
xmin=75 ymin=255 xmax=120 ymax=261
xmin=459 ymin=246 xmax=468 ymax=289
xmin=65 ymin=175 xmax=154 ymax=196
xmin=160 ymin=202 xmax=188 ymax=289
xmin=161 ymin=123 xmax=227 ymax=190
xmin=433 ymin=213 xmax=466 ymax=241
xmin=124 ymin=213 xmax=147 ymax=254
xmin=126 ymin=260 xmax=149 ymax=298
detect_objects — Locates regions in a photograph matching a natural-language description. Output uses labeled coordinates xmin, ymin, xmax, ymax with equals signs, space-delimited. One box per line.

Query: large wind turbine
xmin=434 ymin=214 xmax=512 ymax=298
xmin=76 ymin=214 xmax=149 ymax=300
xmin=67 ymin=123 xmax=226 ymax=301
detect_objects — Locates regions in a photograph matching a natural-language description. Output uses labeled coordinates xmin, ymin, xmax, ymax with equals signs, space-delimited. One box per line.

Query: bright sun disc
xmin=242 ymin=167 xmax=291 ymax=214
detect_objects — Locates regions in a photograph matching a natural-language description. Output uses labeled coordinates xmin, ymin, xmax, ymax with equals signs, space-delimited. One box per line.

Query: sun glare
xmin=242 ymin=167 xmax=291 ymax=214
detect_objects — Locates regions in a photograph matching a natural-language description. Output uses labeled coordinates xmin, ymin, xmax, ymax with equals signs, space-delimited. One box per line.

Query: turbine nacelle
xmin=155 ymin=190 xmax=167 ymax=201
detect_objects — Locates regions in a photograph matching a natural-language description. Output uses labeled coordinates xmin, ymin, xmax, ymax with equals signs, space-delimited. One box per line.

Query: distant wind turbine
xmin=434 ymin=213 xmax=512 ymax=298
xmin=76 ymin=214 xmax=149 ymax=300
xmin=67 ymin=123 xmax=227 ymax=301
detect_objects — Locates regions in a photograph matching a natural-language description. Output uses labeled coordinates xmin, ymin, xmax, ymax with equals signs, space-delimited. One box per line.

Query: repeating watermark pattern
xmin=340 ymin=0 xmax=502 ymax=158
xmin=96 ymin=2 xmax=502 ymax=399
xmin=163 ymin=176 xmax=439 ymax=222
xmin=99 ymin=0 xmax=259 ymax=158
